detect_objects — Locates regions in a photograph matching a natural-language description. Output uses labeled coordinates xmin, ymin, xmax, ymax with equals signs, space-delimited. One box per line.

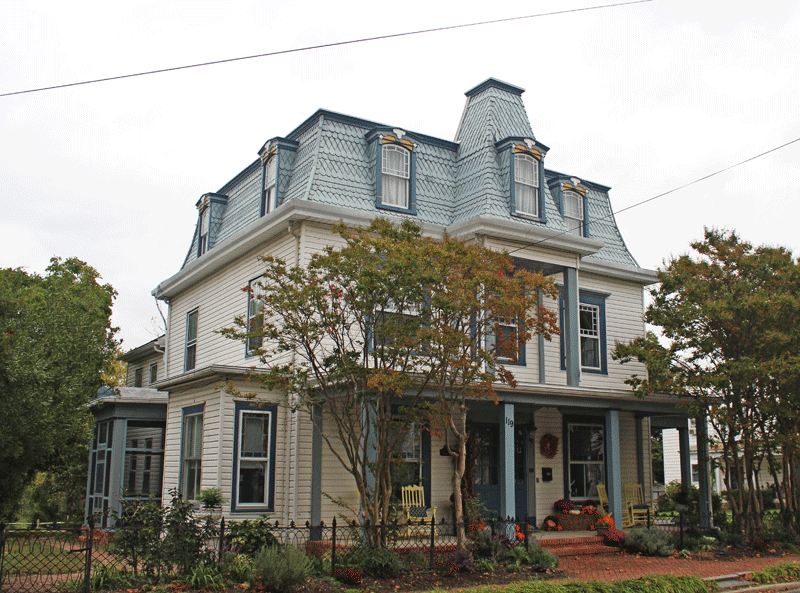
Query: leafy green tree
xmin=613 ymin=228 xmax=800 ymax=535
xmin=222 ymin=220 xmax=558 ymax=545
xmin=0 ymin=257 xmax=117 ymax=522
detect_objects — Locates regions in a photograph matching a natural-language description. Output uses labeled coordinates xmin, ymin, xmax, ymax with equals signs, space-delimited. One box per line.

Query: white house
xmin=150 ymin=78 xmax=707 ymax=528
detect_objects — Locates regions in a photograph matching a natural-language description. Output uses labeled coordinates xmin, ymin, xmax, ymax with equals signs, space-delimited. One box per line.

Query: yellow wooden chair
xmin=401 ymin=485 xmax=436 ymax=537
xmin=596 ymin=484 xmax=610 ymax=517
xmin=623 ymin=483 xmax=651 ymax=525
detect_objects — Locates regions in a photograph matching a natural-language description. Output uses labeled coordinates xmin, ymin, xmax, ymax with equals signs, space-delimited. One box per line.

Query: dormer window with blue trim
xmin=563 ymin=189 xmax=584 ymax=236
xmin=374 ymin=130 xmax=417 ymax=215
xmin=505 ymin=139 xmax=547 ymax=221
xmin=198 ymin=206 xmax=209 ymax=256
xmin=260 ymin=146 xmax=277 ymax=217
xmin=514 ymin=153 xmax=539 ymax=217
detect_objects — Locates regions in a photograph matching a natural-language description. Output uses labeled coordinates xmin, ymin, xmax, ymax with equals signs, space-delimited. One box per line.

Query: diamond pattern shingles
xmin=181 ymin=80 xmax=641 ymax=272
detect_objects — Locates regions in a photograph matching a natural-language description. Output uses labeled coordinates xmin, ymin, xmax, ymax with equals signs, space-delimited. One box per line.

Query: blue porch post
xmin=499 ymin=402 xmax=515 ymax=521
xmin=563 ymin=268 xmax=580 ymax=387
xmin=605 ymin=409 xmax=622 ymax=526
xmin=310 ymin=404 xmax=322 ymax=537
xmin=678 ymin=423 xmax=691 ymax=488
xmin=696 ymin=416 xmax=712 ymax=528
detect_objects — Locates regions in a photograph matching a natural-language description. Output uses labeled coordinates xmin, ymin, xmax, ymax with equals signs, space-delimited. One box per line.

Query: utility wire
xmin=521 ymin=136 xmax=800 ymax=253
xmin=1 ymin=0 xmax=652 ymax=98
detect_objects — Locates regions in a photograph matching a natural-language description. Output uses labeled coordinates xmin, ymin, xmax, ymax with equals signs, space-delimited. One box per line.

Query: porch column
xmin=696 ymin=415 xmax=712 ymax=528
xmin=678 ymin=423 xmax=691 ymax=488
xmin=499 ymin=402 xmax=515 ymax=520
xmin=605 ymin=409 xmax=622 ymax=526
xmin=310 ymin=404 xmax=322 ymax=535
xmin=563 ymin=267 xmax=580 ymax=387
xmin=635 ymin=415 xmax=646 ymax=487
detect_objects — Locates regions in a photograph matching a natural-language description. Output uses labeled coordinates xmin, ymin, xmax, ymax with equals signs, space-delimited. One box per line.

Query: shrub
xmin=470 ymin=530 xmax=513 ymax=560
xmin=90 ymin=564 xmax=133 ymax=591
xmin=250 ymin=545 xmax=311 ymax=593
xmin=474 ymin=557 xmax=496 ymax=573
xmin=219 ymin=552 xmax=252 ymax=583
xmin=625 ymin=527 xmax=674 ymax=557
xmin=449 ymin=549 xmax=476 ymax=573
xmin=554 ymin=499 xmax=575 ymax=513
xmin=749 ymin=561 xmax=800 ymax=584
xmin=603 ymin=527 xmax=626 ymax=546
xmin=226 ymin=518 xmax=278 ymax=558
xmin=339 ymin=546 xmax=404 ymax=578
xmin=185 ymin=565 xmax=225 ymax=591
xmin=161 ymin=490 xmax=216 ymax=574
xmin=526 ymin=541 xmax=559 ymax=569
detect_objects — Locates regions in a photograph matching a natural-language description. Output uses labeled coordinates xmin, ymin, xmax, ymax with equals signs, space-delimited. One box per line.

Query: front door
xmin=472 ymin=424 xmax=529 ymax=520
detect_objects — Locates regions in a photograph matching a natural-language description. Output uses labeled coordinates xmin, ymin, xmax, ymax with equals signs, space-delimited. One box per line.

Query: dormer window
xmin=514 ymin=153 xmax=539 ymax=217
xmin=563 ymin=190 xmax=584 ymax=236
xmin=263 ymin=156 xmax=277 ymax=215
xmin=198 ymin=206 xmax=209 ymax=256
xmin=381 ymin=144 xmax=410 ymax=209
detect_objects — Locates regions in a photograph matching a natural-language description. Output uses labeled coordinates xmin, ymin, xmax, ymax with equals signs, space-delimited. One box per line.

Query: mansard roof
xmin=177 ymin=78 xmax=640 ymax=273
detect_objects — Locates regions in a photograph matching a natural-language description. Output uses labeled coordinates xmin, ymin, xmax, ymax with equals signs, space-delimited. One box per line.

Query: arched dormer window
xmin=514 ymin=153 xmax=539 ymax=217
xmin=563 ymin=189 xmax=584 ymax=236
xmin=373 ymin=129 xmax=417 ymax=215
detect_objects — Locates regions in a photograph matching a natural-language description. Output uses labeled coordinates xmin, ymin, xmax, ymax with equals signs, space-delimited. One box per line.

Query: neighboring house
xmin=84 ymin=336 xmax=167 ymax=527
xmin=151 ymin=78 xmax=706 ymax=528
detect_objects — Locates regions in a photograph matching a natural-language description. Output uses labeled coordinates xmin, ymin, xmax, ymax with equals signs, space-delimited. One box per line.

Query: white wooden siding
xmin=533 ymin=407 xmax=564 ymax=522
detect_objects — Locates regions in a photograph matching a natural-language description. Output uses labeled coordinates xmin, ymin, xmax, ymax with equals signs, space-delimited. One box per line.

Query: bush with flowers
xmin=595 ymin=515 xmax=614 ymax=530
xmin=553 ymin=499 xmax=575 ymax=513
xmin=603 ymin=527 xmax=626 ymax=546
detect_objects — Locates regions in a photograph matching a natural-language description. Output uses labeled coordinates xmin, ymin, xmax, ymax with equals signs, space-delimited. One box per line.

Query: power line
xmin=521 ymin=135 xmax=800 ymax=253
xmin=1 ymin=1 xmax=652 ymax=98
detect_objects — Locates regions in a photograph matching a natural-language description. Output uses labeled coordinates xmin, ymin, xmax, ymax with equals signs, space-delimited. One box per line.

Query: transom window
xmin=579 ymin=303 xmax=600 ymax=370
xmin=182 ymin=411 xmax=203 ymax=500
xmin=381 ymin=144 xmax=410 ymax=209
xmin=563 ymin=190 xmax=584 ymax=236
xmin=237 ymin=410 xmax=272 ymax=506
xmin=247 ymin=277 xmax=265 ymax=355
xmin=568 ymin=423 xmax=604 ymax=499
xmin=514 ymin=153 xmax=539 ymax=217
xmin=263 ymin=157 xmax=277 ymax=214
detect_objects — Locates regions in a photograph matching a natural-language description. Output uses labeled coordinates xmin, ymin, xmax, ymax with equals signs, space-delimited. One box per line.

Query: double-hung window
xmin=185 ymin=309 xmax=198 ymax=372
xmin=381 ymin=144 xmax=410 ymax=209
xmin=247 ymin=277 xmax=265 ymax=355
xmin=514 ymin=153 xmax=539 ymax=217
xmin=579 ymin=303 xmax=600 ymax=370
xmin=263 ymin=157 xmax=277 ymax=215
xmin=149 ymin=363 xmax=158 ymax=384
xmin=234 ymin=402 xmax=277 ymax=510
xmin=563 ymin=190 xmax=584 ymax=236
xmin=182 ymin=409 xmax=203 ymax=500
xmin=134 ymin=368 xmax=143 ymax=387
xmin=494 ymin=316 xmax=524 ymax=364
xmin=198 ymin=207 xmax=209 ymax=255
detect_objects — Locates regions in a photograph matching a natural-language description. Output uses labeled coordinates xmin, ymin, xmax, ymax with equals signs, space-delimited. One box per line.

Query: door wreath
xmin=539 ymin=433 xmax=559 ymax=459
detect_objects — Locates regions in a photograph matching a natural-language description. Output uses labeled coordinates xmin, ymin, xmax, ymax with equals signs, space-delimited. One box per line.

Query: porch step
xmin=538 ymin=535 xmax=617 ymax=557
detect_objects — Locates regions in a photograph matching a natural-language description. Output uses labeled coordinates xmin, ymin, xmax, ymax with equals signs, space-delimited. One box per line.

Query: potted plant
xmin=595 ymin=515 xmax=614 ymax=534
xmin=199 ymin=487 xmax=225 ymax=514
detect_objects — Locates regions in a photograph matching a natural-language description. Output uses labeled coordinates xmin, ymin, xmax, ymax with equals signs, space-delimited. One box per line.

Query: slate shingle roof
xmin=181 ymin=78 xmax=639 ymax=270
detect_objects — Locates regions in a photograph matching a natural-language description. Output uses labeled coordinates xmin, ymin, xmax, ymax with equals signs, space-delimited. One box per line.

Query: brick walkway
xmin=558 ymin=552 xmax=800 ymax=582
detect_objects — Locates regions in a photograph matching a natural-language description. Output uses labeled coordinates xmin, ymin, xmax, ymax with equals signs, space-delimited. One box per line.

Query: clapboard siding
xmin=534 ymin=407 xmax=564 ymax=522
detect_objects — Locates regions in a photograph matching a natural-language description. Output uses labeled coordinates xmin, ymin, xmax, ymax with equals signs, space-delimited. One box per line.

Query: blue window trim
xmin=244 ymin=275 xmax=264 ymax=359
xmin=559 ymin=289 xmax=608 ymax=375
xmin=509 ymin=149 xmax=546 ymax=223
xmin=556 ymin=186 xmax=590 ymax=238
xmin=179 ymin=404 xmax=204 ymax=501
xmin=184 ymin=308 xmax=199 ymax=372
xmin=375 ymin=140 xmax=417 ymax=215
xmin=231 ymin=401 xmax=278 ymax=513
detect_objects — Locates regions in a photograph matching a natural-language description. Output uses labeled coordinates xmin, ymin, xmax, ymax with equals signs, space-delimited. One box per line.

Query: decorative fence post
xmin=331 ymin=517 xmax=337 ymax=574
xmin=83 ymin=516 xmax=94 ymax=593
xmin=0 ymin=522 xmax=6 ymax=591
xmin=218 ymin=517 xmax=225 ymax=563
xmin=428 ymin=516 xmax=435 ymax=570
xmin=523 ymin=518 xmax=529 ymax=549
xmin=679 ymin=512 xmax=684 ymax=550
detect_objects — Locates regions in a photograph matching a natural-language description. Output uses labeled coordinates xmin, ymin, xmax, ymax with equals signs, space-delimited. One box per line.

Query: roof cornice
xmin=447 ymin=215 xmax=604 ymax=258
xmin=581 ymin=256 xmax=657 ymax=285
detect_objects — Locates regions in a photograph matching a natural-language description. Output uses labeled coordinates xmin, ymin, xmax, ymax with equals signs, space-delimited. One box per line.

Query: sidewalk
xmin=558 ymin=551 xmax=800 ymax=583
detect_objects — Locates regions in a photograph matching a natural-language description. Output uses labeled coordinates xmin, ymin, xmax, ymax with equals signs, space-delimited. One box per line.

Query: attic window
xmin=198 ymin=207 xmax=209 ymax=256
xmin=514 ymin=153 xmax=539 ymax=217
xmin=381 ymin=144 xmax=410 ymax=209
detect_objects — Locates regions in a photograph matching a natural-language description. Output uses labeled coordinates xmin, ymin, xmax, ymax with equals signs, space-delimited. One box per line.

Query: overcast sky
xmin=2 ymin=0 xmax=799 ymax=351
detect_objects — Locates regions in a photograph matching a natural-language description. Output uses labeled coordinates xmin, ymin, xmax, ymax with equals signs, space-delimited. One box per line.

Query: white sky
xmin=2 ymin=0 xmax=799 ymax=351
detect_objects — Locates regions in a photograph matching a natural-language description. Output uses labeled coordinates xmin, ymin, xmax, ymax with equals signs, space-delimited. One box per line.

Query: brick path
xmin=558 ymin=552 xmax=800 ymax=582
